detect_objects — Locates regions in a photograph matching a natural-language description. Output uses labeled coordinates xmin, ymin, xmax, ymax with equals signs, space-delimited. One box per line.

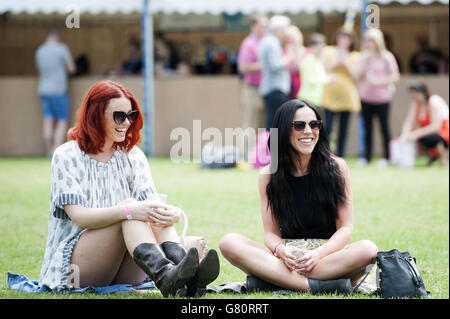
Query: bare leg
xmin=121 ymin=219 xmax=157 ymax=253
xmin=219 ymin=233 xmax=311 ymax=292
xmin=42 ymin=117 xmax=54 ymax=156
xmin=52 ymin=120 xmax=68 ymax=153
xmin=70 ymin=219 xmax=157 ymax=288
xmin=304 ymin=240 xmax=378 ymax=286
xmin=437 ymin=142 xmax=449 ymax=166
xmin=112 ymin=252 xmax=148 ymax=285
xmin=150 ymin=224 xmax=181 ymax=243
xmin=220 ymin=234 xmax=377 ymax=291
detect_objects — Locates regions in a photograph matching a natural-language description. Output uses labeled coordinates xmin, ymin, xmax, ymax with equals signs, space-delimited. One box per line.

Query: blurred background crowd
xmin=0 ymin=0 xmax=448 ymax=166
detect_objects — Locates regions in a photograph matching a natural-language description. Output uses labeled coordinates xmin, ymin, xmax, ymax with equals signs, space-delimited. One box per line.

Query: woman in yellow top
xmin=321 ymin=28 xmax=361 ymax=157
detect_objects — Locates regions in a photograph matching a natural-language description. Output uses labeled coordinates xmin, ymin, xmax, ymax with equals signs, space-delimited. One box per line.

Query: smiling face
xmin=290 ymin=106 xmax=320 ymax=156
xmin=103 ymin=96 xmax=133 ymax=148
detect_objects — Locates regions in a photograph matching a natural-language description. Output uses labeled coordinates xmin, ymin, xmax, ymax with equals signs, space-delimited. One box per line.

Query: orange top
xmin=415 ymin=95 xmax=449 ymax=144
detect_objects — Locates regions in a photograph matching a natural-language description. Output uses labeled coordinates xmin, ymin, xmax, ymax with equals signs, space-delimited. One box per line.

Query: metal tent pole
xmin=142 ymin=0 xmax=154 ymax=156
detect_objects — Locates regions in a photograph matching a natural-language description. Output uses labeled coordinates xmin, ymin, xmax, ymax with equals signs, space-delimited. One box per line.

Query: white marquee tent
xmin=1 ymin=0 xmax=448 ymax=14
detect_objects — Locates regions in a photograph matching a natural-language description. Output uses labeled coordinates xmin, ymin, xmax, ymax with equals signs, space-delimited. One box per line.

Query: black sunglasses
xmin=110 ymin=110 xmax=139 ymax=125
xmin=291 ymin=120 xmax=323 ymax=131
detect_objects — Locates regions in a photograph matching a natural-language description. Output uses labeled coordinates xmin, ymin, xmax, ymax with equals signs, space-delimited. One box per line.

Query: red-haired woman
xmin=38 ymin=80 xmax=219 ymax=297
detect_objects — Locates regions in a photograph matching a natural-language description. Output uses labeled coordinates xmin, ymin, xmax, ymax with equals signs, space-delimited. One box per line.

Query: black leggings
xmin=324 ymin=109 xmax=351 ymax=157
xmin=361 ymin=101 xmax=391 ymax=162
xmin=419 ymin=134 xmax=449 ymax=149
xmin=263 ymin=90 xmax=289 ymax=130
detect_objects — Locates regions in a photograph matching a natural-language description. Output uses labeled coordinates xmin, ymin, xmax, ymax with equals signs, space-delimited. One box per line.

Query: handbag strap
xmin=352 ymin=269 xmax=372 ymax=293
xmin=179 ymin=209 xmax=189 ymax=247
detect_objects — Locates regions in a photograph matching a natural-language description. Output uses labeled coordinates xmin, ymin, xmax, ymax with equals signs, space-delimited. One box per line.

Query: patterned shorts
xmin=282 ymin=238 xmax=328 ymax=250
xmin=282 ymin=238 xmax=376 ymax=288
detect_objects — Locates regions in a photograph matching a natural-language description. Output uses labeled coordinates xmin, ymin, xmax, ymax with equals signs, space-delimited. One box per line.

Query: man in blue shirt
xmin=35 ymin=29 xmax=76 ymax=157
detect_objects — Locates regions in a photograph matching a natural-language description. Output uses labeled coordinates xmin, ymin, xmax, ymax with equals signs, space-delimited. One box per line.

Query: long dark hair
xmin=266 ymin=99 xmax=346 ymax=236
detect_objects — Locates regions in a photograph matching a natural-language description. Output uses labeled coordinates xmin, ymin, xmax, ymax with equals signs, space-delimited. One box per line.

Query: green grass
xmin=0 ymin=156 xmax=448 ymax=299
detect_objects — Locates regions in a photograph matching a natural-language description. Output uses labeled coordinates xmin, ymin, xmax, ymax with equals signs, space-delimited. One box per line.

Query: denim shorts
xmin=40 ymin=94 xmax=69 ymax=121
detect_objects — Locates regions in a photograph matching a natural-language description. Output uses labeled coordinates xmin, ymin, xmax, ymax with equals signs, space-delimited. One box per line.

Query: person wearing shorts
xmin=35 ymin=28 xmax=76 ymax=157
xmin=40 ymin=94 xmax=70 ymax=122
xmin=220 ymin=100 xmax=378 ymax=295
xmin=399 ymin=81 xmax=449 ymax=166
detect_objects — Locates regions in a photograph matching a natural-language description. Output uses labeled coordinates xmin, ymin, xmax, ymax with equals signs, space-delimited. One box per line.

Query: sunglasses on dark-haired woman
xmin=291 ymin=120 xmax=323 ymax=131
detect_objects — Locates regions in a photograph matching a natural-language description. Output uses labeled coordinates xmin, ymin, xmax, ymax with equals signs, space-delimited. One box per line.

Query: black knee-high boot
xmin=307 ymin=278 xmax=352 ymax=295
xmin=132 ymin=242 xmax=199 ymax=297
xmin=161 ymin=241 xmax=220 ymax=296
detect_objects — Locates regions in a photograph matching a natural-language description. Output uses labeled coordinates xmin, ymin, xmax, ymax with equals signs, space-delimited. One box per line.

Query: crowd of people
xmin=236 ymin=14 xmax=449 ymax=166
xmin=34 ymin=17 xmax=449 ymax=165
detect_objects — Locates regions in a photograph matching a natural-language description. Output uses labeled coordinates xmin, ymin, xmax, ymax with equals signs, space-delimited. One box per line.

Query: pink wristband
xmin=124 ymin=205 xmax=132 ymax=220
xmin=274 ymin=243 xmax=283 ymax=257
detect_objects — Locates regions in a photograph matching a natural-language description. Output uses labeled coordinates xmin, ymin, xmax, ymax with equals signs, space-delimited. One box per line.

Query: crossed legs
xmin=219 ymin=233 xmax=377 ymax=292
xmin=70 ymin=219 xmax=179 ymax=288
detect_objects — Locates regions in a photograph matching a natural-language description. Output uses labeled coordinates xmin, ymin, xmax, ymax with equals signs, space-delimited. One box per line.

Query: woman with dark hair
xmin=220 ymin=99 xmax=378 ymax=295
xmin=38 ymin=80 xmax=219 ymax=297
xmin=399 ymin=81 xmax=449 ymax=166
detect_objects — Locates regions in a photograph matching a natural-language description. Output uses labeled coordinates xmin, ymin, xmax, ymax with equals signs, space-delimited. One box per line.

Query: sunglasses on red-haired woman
xmin=107 ymin=110 xmax=140 ymax=125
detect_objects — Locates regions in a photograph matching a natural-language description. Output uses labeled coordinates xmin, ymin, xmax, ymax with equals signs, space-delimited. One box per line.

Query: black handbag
xmin=375 ymin=249 xmax=429 ymax=298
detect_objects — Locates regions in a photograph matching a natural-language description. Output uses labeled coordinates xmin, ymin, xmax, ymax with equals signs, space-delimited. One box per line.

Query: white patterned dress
xmin=38 ymin=140 xmax=157 ymax=291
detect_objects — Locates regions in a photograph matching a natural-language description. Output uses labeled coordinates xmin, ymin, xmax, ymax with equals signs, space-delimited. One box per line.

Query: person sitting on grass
xmin=219 ymin=99 xmax=378 ymax=295
xmin=38 ymin=80 xmax=219 ymax=297
xmin=399 ymin=81 xmax=449 ymax=166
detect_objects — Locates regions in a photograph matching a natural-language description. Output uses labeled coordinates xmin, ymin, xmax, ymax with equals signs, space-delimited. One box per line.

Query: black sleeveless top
xmin=279 ymin=173 xmax=337 ymax=239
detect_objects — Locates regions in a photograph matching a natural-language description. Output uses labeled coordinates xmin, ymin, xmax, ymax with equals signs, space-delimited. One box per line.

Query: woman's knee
xmin=355 ymin=240 xmax=378 ymax=265
xmin=219 ymin=233 xmax=246 ymax=261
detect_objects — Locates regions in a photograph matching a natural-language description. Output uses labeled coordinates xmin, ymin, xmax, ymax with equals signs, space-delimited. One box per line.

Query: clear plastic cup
xmin=285 ymin=242 xmax=304 ymax=259
xmin=285 ymin=240 xmax=309 ymax=263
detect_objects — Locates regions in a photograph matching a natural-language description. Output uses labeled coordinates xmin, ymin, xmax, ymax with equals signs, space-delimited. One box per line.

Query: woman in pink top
xmin=354 ymin=28 xmax=400 ymax=166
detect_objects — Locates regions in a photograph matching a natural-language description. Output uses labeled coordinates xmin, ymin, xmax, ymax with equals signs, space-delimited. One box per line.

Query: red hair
xmin=68 ymin=80 xmax=143 ymax=154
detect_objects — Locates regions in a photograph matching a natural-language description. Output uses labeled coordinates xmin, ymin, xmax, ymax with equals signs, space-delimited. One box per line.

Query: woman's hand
xmin=122 ymin=199 xmax=165 ymax=223
xmin=295 ymin=249 xmax=321 ymax=275
xmin=147 ymin=204 xmax=181 ymax=228
xmin=406 ymin=131 xmax=419 ymax=142
xmin=277 ymin=245 xmax=298 ymax=272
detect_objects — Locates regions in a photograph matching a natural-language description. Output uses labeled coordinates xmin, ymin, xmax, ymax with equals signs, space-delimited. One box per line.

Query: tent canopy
xmin=1 ymin=0 xmax=448 ymax=15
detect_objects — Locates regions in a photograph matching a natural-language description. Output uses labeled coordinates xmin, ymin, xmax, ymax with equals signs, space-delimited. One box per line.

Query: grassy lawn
xmin=0 ymin=156 xmax=448 ymax=299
